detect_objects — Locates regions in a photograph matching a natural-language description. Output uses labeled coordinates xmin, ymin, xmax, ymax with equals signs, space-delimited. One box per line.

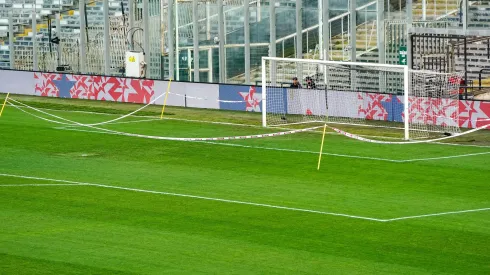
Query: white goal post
xmin=261 ymin=57 xmax=462 ymax=140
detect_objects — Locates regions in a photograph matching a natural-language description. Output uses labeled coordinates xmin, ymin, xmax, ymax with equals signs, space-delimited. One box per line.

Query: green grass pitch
xmin=0 ymin=94 xmax=489 ymax=274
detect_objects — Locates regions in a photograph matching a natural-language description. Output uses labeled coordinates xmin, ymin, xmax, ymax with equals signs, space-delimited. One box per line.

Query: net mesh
xmin=263 ymin=58 xmax=462 ymax=140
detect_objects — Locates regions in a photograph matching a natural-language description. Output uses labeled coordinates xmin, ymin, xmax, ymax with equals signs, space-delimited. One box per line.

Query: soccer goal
xmin=261 ymin=57 xmax=462 ymax=140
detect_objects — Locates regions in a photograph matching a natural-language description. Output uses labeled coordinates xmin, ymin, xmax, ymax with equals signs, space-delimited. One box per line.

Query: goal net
xmin=261 ymin=57 xmax=462 ymax=140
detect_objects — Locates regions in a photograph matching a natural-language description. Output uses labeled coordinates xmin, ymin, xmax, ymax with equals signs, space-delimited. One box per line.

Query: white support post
xmin=404 ymin=65 xmax=410 ymax=140
xmin=192 ymin=0 xmax=199 ymax=82
xmin=175 ymin=0 xmax=180 ymax=81
xmin=79 ymin=0 xmax=86 ymax=73
xmin=245 ymin=0 xmax=251 ymax=84
xmin=323 ymin=0 xmax=329 ymax=61
xmin=422 ymin=0 xmax=426 ymax=20
xmin=349 ymin=0 xmax=356 ymax=62
xmin=103 ymin=0 xmax=111 ymax=75
xmin=32 ymin=10 xmax=38 ymax=71
xmin=143 ymin=0 xmax=150 ymax=77
xmin=377 ymin=0 xmax=385 ymax=64
xmin=261 ymin=57 xmax=267 ymax=127
xmin=296 ymin=0 xmax=303 ymax=59
xmin=167 ymin=0 xmax=174 ymax=80
xmin=8 ymin=12 xmax=14 ymax=70
xmin=218 ymin=0 xmax=225 ymax=83
xmin=56 ymin=13 xmax=62 ymax=67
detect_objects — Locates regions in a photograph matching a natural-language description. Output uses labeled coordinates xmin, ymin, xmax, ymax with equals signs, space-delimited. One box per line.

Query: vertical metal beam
xmin=349 ymin=0 xmax=356 ymax=62
xmin=103 ymin=0 xmax=111 ymax=75
xmin=167 ymin=0 xmax=174 ymax=80
xmin=56 ymin=13 xmax=62 ymax=67
xmin=218 ymin=0 xmax=225 ymax=83
xmin=32 ymin=10 xmax=38 ymax=71
xmin=322 ymin=0 xmax=329 ymax=60
xmin=8 ymin=12 xmax=14 ymax=70
xmin=422 ymin=0 xmax=426 ymax=20
xmin=296 ymin=0 xmax=302 ymax=59
xmin=377 ymin=0 xmax=385 ymax=64
xmin=79 ymin=0 xmax=86 ymax=73
xmin=193 ymin=0 xmax=199 ymax=82
xmin=143 ymin=0 xmax=150 ymax=77
xmin=244 ymin=0 xmax=251 ymax=84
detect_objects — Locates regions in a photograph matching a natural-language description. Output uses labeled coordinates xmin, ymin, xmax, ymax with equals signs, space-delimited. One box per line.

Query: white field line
xmin=400 ymin=151 xmax=490 ymax=162
xmin=385 ymin=208 xmax=490 ymax=222
xmin=56 ymin=126 xmax=490 ymax=163
xmin=0 ymin=183 xmax=86 ymax=187
xmin=55 ymin=126 xmax=402 ymax=163
xmin=57 ymin=118 xmax=162 ymax=129
xmin=0 ymin=173 xmax=384 ymax=222
xmin=1 ymin=173 xmax=488 ymax=222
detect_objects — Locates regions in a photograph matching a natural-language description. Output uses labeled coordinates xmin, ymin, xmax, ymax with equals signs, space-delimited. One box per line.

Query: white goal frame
xmin=261 ymin=57 xmax=411 ymax=139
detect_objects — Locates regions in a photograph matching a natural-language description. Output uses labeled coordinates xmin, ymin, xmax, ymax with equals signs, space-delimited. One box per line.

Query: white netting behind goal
xmin=262 ymin=57 xmax=462 ymax=140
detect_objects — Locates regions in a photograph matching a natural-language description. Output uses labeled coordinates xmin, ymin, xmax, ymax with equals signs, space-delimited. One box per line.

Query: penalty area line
xmin=0 ymin=173 xmax=487 ymax=223
xmin=0 ymin=172 xmax=384 ymax=222
xmin=0 ymin=183 xmax=87 ymax=187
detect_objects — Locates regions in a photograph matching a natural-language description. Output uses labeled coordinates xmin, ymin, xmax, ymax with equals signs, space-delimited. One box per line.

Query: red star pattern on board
xmin=238 ymin=86 xmax=262 ymax=112
xmin=358 ymin=92 xmax=391 ymax=120
xmin=34 ymin=73 xmax=154 ymax=104
xmin=459 ymin=100 xmax=490 ymax=128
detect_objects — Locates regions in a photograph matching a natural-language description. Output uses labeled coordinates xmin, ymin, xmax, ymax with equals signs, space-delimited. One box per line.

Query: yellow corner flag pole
xmin=0 ymin=93 xmax=10 ymax=117
xmin=160 ymin=79 xmax=173 ymax=119
xmin=317 ymin=124 xmax=327 ymax=170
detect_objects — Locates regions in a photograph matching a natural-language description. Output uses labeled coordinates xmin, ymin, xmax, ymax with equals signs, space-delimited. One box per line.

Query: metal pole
xmin=103 ymin=0 xmax=111 ymax=75
xmin=56 ymin=13 xmax=62 ymax=67
xmin=167 ymin=0 xmax=174 ymax=80
xmin=32 ymin=10 xmax=38 ymax=71
xmin=322 ymin=0 xmax=329 ymax=61
xmin=245 ymin=0 xmax=251 ymax=84
xmin=143 ymin=0 xmax=150 ymax=77
xmin=218 ymin=0 xmax=225 ymax=83
xmin=296 ymin=0 xmax=303 ymax=59
xmin=377 ymin=0 xmax=385 ymax=64
xmin=422 ymin=0 xmax=426 ymax=20
xmin=79 ymin=0 xmax=86 ymax=73
xmin=349 ymin=0 xmax=356 ymax=62
xmin=193 ymin=0 xmax=199 ymax=82
xmin=8 ymin=12 xmax=14 ymax=69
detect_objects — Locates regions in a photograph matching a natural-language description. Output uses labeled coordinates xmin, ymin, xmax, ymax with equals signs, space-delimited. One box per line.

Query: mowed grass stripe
xmin=1 ymin=184 xmax=489 ymax=274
